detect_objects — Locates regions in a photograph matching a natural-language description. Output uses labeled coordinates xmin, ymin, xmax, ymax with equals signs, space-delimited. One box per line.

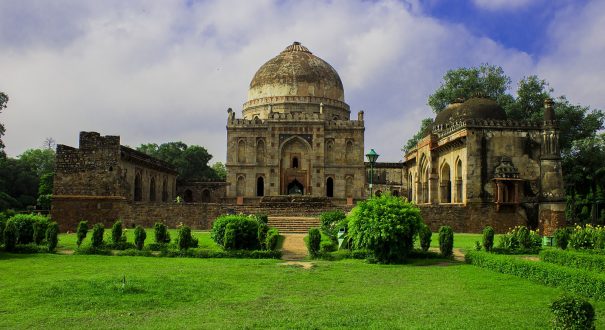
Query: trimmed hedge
xmin=212 ymin=215 xmax=260 ymax=250
xmin=466 ymin=251 xmax=605 ymax=300
xmin=74 ymin=247 xmax=281 ymax=259
xmin=307 ymin=228 xmax=321 ymax=258
xmin=265 ymin=228 xmax=279 ymax=251
xmin=550 ymin=295 xmax=595 ymax=330
xmin=438 ymin=226 xmax=454 ymax=257
xmin=540 ymin=249 xmax=605 ymax=273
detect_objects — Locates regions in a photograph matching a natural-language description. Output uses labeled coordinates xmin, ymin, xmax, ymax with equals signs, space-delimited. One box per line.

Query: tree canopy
xmin=137 ymin=142 xmax=221 ymax=182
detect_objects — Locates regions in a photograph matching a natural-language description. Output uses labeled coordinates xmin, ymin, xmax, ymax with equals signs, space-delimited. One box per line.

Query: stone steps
xmin=268 ymin=216 xmax=321 ymax=234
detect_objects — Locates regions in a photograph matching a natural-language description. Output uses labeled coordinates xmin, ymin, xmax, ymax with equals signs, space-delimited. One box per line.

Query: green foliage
xmin=211 ymin=215 xmax=260 ymax=250
xmin=160 ymin=249 xmax=282 ymax=259
xmin=307 ymin=228 xmax=321 ymax=258
xmin=137 ymin=142 xmax=219 ymax=182
xmin=153 ymin=222 xmax=171 ymax=244
xmin=17 ymin=148 xmax=56 ymax=177
xmin=320 ymin=210 xmax=346 ymax=242
xmin=438 ymin=226 xmax=454 ymax=257
xmin=177 ymin=225 xmax=198 ymax=250
xmin=402 ymin=118 xmax=434 ymax=153
xmin=482 ymin=226 xmax=495 ymax=252
xmin=76 ymin=220 xmax=88 ymax=247
xmin=3 ymin=219 xmax=17 ymax=251
xmin=36 ymin=173 xmax=53 ymax=209
xmin=550 ymin=295 xmax=595 ymax=330
xmin=111 ymin=220 xmax=126 ymax=245
xmin=418 ymin=224 xmax=432 ymax=252
xmin=348 ymin=195 xmax=423 ymax=263
xmin=211 ymin=162 xmax=227 ymax=180
xmin=466 ymin=251 xmax=605 ymax=300
xmin=540 ymin=249 xmax=605 ymax=273
xmin=7 ymin=214 xmax=49 ymax=244
xmin=134 ymin=225 xmax=146 ymax=250
xmin=45 ymin=222 xmax=59 ymax=252
xmin=320 ymin=234 xmax=337 ymax=253
xmin=32 ymin=218 xmax=50 ymax=245
xmin=497 ymin=226 xmax=541 ymax=252
xmin=0 ymin=215 xmax=5 ymax=244
xmin=257 ymin=222 xmax=269 ymax=249
xmin=91 ymin=224 xmax=104 ymax=248
xmin=569 ymin=225 xmax=600 ymax=250
xmin=0 ymin=157 xmax=38 ymax=210
xmin=254 ymin=213 xmax=268 ymax=225
xmin=554 ymin=227 xmax=571 ymax=250
xmin=265 ymin=228 xmax=279 ymax=251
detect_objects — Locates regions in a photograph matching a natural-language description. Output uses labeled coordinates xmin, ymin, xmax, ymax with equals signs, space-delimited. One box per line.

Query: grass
xmin=2 ymin=253 xmax=602 ymax=329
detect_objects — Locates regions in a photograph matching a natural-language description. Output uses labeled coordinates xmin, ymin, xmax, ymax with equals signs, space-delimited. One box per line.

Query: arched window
xmin=346 ymin=140 xmax=354 ymax=164
xmin=345 ymin=176 xmax=353 ymax=198
xmin=440 ymin=162 xmax=451 ymax=203
xmin=256 ymin=177 xmax=264 ymax=197
xmin=162 ymin=179 xmax=168 ymax=202
xmin=292 ymin=157 xmax=299 ymax=169
xmin=326 ymin=177 xmax=334 ymax=197
xmin=184 ymin=189 xmax=193 ymax=203
xmin=134 ymin=173 xmax=142 ymax=202
xmin=149 ymin=176 xmax=156 ymax=202
xmin=256 ymin=140 xmax=265 ymax=166
xmin=419 ymin=154 xmax=429 ymax=203
xmin=456 ymin=159 xmax=463 ymax=203
xmin=201 ymin=189 xmax=211 ymax=202
xmin=237 ymin=139 xmax=246 ymax=163
xmin=236 ymin=176 xmax=245 ymax=196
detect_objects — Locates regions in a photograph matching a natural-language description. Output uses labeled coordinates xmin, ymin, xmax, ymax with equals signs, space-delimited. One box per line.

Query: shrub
xmin=540 ymin=249 xmax=605 ymax=273
xmin=320 ymin=210 xmax=346 ymax=242
xmin=418 ymin=224 xmax=432 ymax=252
xmin=8 ymin=214 xmax=49 ymax=244
xmin=91 ymin=224 xmax=105 ymax=248
xmin=438 ymin=226 xmax=454 ymax=257
xmin=257 ymin=222 xmax=269 ymax=249
xmin=482 ymin=226 xmax=494 ymax=252
xmin=33 ymin=218 xmax=50 ymax=245
xmin=111 ymin=220 xmax=125 ymax=244
xmin=153 ymin=222 xmax=170 ymax=244
xmin=554 ymin=227 xmax=570 ymax=250
xmin=497 ymin=226 xmax=541 ymax=252
xmin=569 ymin=225 xmax=598 ymax=250
xmin=347 ymin=195 xmax=423 ymax=263
xmin=0 ymin=215 xmax=6 ymax=244
xmin=3 ymin=219 xmax=17 ymax=251
xmin=265 ymin=228 xmax=279 ymax=251
xmin=212 ymin=215 xmax=259 ymax=250
xmin=45 ymin=222 xmax=59 ymax=252
xmin=466 ymin=250 xmax=605 ymax=300
xmin=177 ymin=225 xmax=198 ymax=250
xmin=254 ymin=213 xmax=269 ymax=225
xmin=307 ymin=228 xmax=321 ymax=258
xmin=550 ymin=295 xmax=595 ymax=330
xmin=320 ymin=236 xmax=338 ymax=253
xmin=134 ymin=225 xmax=146 ymax=250
xmin=76 ymin=220 xmax=89 ymax=247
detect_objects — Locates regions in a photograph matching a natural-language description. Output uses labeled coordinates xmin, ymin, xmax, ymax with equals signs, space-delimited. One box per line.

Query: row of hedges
xmin=76 ymin=247 xmax=282 ymax=259
xmin=1 ymin=214 xmax=58 ymax=252
xmin=211 ymin=214 xmax=280 ymax=252
xmin=540 ymin=249 xmax=605 ymax=273
xmin=466 ymin=250 xmax=605 ymax=300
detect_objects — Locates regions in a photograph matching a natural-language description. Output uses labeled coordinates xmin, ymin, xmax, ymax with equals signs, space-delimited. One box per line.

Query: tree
xmin=0 ymin=157 xmax=38 ymax=210
xmin=402 ymin=118 xmax=433 ymax=153
xmin=18 ymin=148 xmax=55 ymax=177
xmin=0 ymin=92 xmax=8 ymax=158
xmin=137 ymin=142 xmax=219 ymax=182
xmin=211 ymin=162 xmax=227 ymax=180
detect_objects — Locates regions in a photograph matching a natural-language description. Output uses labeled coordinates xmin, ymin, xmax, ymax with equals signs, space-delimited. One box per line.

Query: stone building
xmin=364 ymin=162 xmax=405 ymax=197
xmin=225 ymin=42 xmax=366 ymax=204
xmin=403 ymin=97 xmax=565 ymax=234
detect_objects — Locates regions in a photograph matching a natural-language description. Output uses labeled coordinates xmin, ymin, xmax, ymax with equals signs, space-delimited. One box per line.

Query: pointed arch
xmin=256 ymin=139 xmax=265 ymax=166
xmin=455 ymin=157 xmax=463 ymax=203
xmin=237 ymin=139 xmax=246 ymax=164
xmin=256 ymin=176 xmax=265 ymax=197
xmin=184 ymin=189 xmax=193 ymax=203
xmin=162 ymin=178 xmax=168 ymax=202
xmin=326 ymin=177 xmax=334 ymax=197
xmin=202 ymin=189 xmax=211 ymax=202
xmin=345 ymin=140 xmax=354 ymax=164
xmin=440 ymin=161 xmax=451 ymax=203
xmin=134 ymin=172 xmax=142 ymax=202
xmin=149 ymin=176 xmax=156 ymax=202
xmin=236 ymin=176 xmax=245 ymax=196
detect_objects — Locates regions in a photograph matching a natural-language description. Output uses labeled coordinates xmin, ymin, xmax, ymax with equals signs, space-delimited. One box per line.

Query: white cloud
xmin=472 ymin=0 xmax=537 ymax=11
xmin=0 ymin=0 xmax=598 ymax=163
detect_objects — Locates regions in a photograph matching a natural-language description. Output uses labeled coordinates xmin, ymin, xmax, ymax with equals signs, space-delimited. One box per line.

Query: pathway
xmin=280 ymin=234 xmax=308 ymax=260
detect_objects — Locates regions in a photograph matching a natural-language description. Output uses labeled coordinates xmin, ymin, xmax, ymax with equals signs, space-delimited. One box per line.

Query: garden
xmin=1 ymin=197 xmax=605 ymax=328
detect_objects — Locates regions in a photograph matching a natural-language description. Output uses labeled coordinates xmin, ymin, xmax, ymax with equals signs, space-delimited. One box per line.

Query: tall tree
xmin=211 ymin=162 xmax=227 ymax=180
xmin=137 ymin=142 xmax=219 ymax=182
xmin=18 ymin=148 xmax=56 ymax=177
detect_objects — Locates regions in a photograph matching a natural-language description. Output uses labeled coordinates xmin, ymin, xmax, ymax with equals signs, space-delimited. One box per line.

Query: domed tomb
xmin=433 ymin=97 xmax=507 ymax=127
xmin=243 ymin=42 xmax=350 ymax=120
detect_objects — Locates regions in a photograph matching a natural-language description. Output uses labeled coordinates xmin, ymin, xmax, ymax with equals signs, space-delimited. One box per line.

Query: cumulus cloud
xmin=0 ymin=0 xmax=600 ymax=162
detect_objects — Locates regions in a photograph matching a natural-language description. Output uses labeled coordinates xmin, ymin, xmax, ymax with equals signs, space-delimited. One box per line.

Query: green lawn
xmin=1 ymin=253 xmax=604 ymax=329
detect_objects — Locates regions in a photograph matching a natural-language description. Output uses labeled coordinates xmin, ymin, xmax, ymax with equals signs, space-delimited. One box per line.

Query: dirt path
xmin=281 ymin=234 xmax=308 ymax=260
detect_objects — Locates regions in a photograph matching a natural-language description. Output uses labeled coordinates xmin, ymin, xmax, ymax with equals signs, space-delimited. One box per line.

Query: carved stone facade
xmin=226 ymin=42 xmax=366 ymax=204
xmin=403 ymin=98 xmax=565 ymax=234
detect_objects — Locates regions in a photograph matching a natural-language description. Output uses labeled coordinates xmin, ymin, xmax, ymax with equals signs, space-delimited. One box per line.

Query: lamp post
xmin=366 ymin=149 xmax=379 ymax=198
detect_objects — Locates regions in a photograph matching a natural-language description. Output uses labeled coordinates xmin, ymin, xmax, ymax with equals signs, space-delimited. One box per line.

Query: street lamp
xmin=366 ymin=149 xmax=379 ymax=198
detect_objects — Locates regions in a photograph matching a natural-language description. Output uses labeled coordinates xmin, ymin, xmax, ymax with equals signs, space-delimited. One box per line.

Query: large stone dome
xmin=434 ymin=97 xmax=507 ymax=126
xmin=242 ymin=42 xmax=350 ymax=120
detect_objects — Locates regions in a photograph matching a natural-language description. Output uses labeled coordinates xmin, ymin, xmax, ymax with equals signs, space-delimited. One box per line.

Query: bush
xmin=33 ymin=218 xmax=50 ymax=245
xmin=0 ymin=216 xmax=6 ymax=244
xmin=307 ymin=228 xmax=321 ymax=258
xmin=8 ymin=214 xmax=49 ymax=244
xmin=320 ymin=236 xmax=338 ymax=253
xmin=111 ymin=220 xmax=125 ymax=245
xmin=134 ymin=225 xmax=146 ymax=250
xmin=254 ymin=213 xmax=269 ymax=225
xmin=348 ymin=195 xmax=423 ymax=263
xmin=569 ymin=225 xmax=598 ymax=250
xmin=497 ymin=226 xmax=541 ymax=252
xmin=482 ymin=226 xmax=494 ymax=252
xmin=177 ymin=225 xmax=198 ymax=250
xmin=91 ymin=224 xmax=105 ymax=248
xmin=550 ymin=295 xmax=595 ymax=330
xmin=418 ymin=224 xmax=432 ymax=252
xmin=153 ymin=222 xmax=171 ymax=244
xmin=76 ymin=220 xmax=88 ymax=248
xmin=320 ymin=210 xmax=346 ymax=242
xmin=540 ymin=249 xmax=605 ymax=273
xmin=212 ymin=215 xmax=259 ymax=250
xmin=438 ymin=226 xmax=454 ymax=257
xmin=554 ymin=227 xmax=570 ymax=250
xmin=265 ymin=228 xmax=279 ymax=251
xmin=466 ymin=250 xmax=605 ymax=300
xmin=257 ymin=222 xmax=269 ymax=249
xmin=45 ymin=222 xmax=59 ymax=252
xmin=3 ymin=219 xmax=17 ymax=251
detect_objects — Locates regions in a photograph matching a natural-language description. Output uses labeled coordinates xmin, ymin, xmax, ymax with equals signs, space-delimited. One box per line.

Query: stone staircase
xmin=267 ymin=216 xmax=321 ymax=234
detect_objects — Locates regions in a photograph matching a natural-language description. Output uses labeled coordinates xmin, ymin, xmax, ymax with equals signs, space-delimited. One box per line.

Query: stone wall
xmin=420 ymin=203 xmax=527 ymax=233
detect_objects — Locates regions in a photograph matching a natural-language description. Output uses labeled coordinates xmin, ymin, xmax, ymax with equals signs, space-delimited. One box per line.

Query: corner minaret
xmin=539 ymin=98 xmax=566 ymax=235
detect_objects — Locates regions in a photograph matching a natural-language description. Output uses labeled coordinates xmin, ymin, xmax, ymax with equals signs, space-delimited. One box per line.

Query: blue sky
xmin=0 ymin=0 xmax=604 ymax=162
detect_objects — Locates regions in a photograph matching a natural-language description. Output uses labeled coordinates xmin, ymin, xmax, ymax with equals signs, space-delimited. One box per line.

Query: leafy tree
xmin=0 ymin=92 xmax=8 ymax=158
xmin=212 ymin=162 xmax=227 ymax=180
xmin=137 ymin=142 xmax=219 ymax=182
xmin=18 ymin=148 xmax=55 ymax=177
xmin=0 ymin=157 xmax=38 ymax=210
xmin=402 ymin=118 xmax=433 ymax=153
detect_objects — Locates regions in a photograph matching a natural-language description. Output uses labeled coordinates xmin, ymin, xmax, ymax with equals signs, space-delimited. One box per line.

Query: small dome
xmin=434 ymin=97 xmax=507 ymax=126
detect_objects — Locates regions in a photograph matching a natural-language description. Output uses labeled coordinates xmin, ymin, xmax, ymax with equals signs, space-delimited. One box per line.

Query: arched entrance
xmin=287 ymin=179 xmax=304 ymax=195
xmin=257 ymin=177 xmax=264 ymax=197
xmin=326 ymin=177 xmax=334 ymax=197
xmin=201 ymin=189 xmax=211 ymax=202
xmin=184 ymin=189 xmax=193 ymax=203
